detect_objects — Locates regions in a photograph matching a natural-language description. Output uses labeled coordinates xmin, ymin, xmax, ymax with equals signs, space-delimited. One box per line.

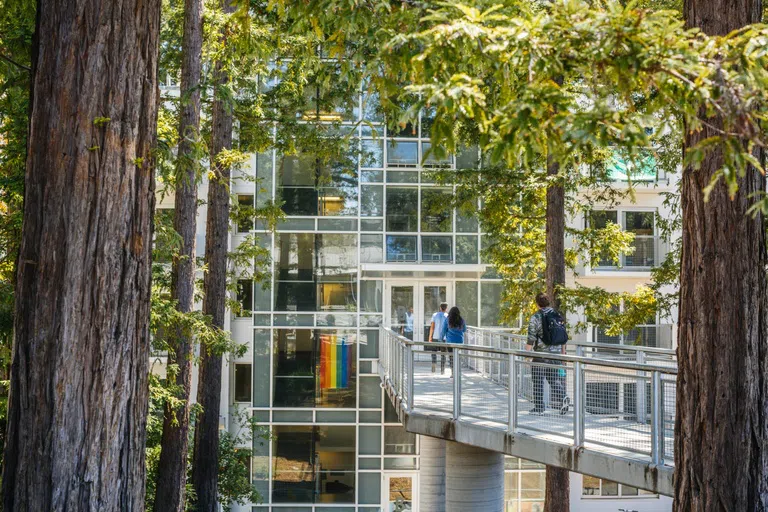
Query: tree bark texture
xmin=191 ymin=5 xmax=236 ymax=507
xmin=153 ymin=0 xmax=203 ymax=508
xmin=544 ymin=153 xmax=569 ymax=511
xmin=675 ymin=0 xmax=767 ymax=510
xmin=1 ymin=0 xmax=160 ymax=509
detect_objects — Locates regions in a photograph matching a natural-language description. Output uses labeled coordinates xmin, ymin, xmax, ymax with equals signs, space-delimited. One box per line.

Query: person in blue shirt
xmin=428 ymin=302 xmax=449 ymax=374
xmin=441 ymin=306 xmax=466 ymax=375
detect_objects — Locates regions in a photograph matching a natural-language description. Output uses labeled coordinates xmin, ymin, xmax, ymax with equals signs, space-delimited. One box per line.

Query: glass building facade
xmin=227 ymin=80 xmax=530 ymax=511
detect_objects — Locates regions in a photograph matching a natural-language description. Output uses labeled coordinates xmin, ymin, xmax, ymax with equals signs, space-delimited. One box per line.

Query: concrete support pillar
xmin=419 ymin=436 xmax=446 ymax=512
xmin=445 ymin=441 xmax=504 ymax=512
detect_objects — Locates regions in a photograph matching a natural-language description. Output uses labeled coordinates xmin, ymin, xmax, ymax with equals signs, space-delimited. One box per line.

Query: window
xmin=480 ymin=281 xmax=504 ymax=327
xmin=422 ymin=236 xmax=452 ymax=262
xmin=589 ymin=209 xmax=656 ymax=268
xmin=234 ymin=363 xmax=252 ymax=403
xmin=236 ymin=280 xmax=253 ymax=316
xmin=421 ymin=141 xmax=452 ymax=167
xmin=386 ymin=235 xmax=417 ymax=262
xmin=360 ymin=280 xmax=383 ymax=313
xmin=361 ymin=234 xmax=384 ymax=263
xmin=456 ymin=235 xmax=478 ymax=264
xmin=624 ymin=211 xmax=655 ymax=267
xmin=300 ymin=66 xmax=358 ymax=122
xmin=272 ymin=329 xmax=357 ymax=408
xmin=277 ymin=150 xmax=358 ymax=217
xmin=386 ymin=188 xmax=418 ymax=232
xmin=361 ymin=139 xmax=384 ymax=168
xmin=505 ymin=457 xmax=545 ymax=512
xmin=274 ymin=233 xmax=357 ymax=312
xmin=605 ymin=148 xmax=657 ymax=182
xmin=420 ymin=188 xmax=452 ymax=232
xmin=236 ymin=195 xmax=253 ymax=232
xmin=361 ymin=185 xmax=383 ymax=217
xmin=272 ymin=426 xmax=356 ymax=504
xmin=589 ymin=210 xmax=619 ymax=267
xmin=387 ymin=141 xmax=418 ymax=166
xmin=456 ymin=281 xmax=479 ymax=326
xmin=582 ymin=476 xmax=656 ymax=497
xmin=384 ymin=426 xmax=416 ymax=454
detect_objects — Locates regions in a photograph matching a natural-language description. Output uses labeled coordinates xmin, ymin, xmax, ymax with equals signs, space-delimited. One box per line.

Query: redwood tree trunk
xmin=674 ymin=0 xmax=767 ymax=510
xmin=1 ymin=0 xmax=160 ymax=509
xmin=190 ymin=5 xmax=235 ymax=507
xmin=544 ymin=153 xmax=570 ymax=511
xmin=153 ymin=0 xmax=203 ymax=508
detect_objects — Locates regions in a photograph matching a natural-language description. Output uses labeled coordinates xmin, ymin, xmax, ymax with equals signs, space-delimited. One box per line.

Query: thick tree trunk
xmin=1 ymin=0 xmax=160 ymax=509
xmin=190 ymin=6 xmax=236 ymax=508
xmin=675 ymin=0 xmax=767 ymax=510
xmin=153 ymin=0 xmax=203 ymax=509
xmin=544 ymin=153 xmax=570 ymax=511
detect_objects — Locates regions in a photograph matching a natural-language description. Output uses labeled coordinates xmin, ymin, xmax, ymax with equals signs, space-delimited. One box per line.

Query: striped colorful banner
xmin=320 ymin=334 xmax=350 ymax=389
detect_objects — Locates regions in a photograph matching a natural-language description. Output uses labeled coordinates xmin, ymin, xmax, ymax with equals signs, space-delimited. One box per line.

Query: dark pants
xmin=532 ymin=363 xmax=566 ymax=411
xmin=429 ymin=340 xmax=452 ymax=372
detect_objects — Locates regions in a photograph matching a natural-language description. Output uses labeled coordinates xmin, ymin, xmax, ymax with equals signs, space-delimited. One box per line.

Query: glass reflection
xmin=387 ymin=141 xmax=418 ymax=166
xmin=389 ymin=286 xmax=414 ymax=340
xmin=278 ymin=150 xmax=359 ymax=217
xmin=421 ymin=236 xmax=452 ymax=262
xmin=275 ymin=234 xmax=358 ymax=312
xmin=421 ymin=189 xmax=452 ymax=232
xmin=272 ymin=329 xmax=357 ymax=408
xmin=272 ymin=426 xmax=356 ymax=504
xmin=386 ymin=236 xmax=417 ymax=262
xmin=386 ymin=188 xmax=418 ymax=232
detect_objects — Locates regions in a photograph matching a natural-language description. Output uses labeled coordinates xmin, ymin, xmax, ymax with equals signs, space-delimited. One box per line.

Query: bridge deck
xmin=410 ymin=360 xmax=673 ymax=463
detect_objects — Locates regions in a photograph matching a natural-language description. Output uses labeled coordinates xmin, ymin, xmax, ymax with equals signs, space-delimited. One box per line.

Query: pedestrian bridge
xmin=378 ymin=326 xmax=677 ymax=497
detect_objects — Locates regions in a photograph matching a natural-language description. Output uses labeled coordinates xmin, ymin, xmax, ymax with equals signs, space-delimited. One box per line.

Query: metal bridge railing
xmin=379 ymin=326 xmax=677 ymax=467
xmin=465 ymin=326 xmax=677 ymax=369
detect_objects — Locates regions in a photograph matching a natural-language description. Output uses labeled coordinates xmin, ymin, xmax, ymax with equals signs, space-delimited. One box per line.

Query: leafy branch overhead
xmin=380 ymin=2 xmax=766 ymax=194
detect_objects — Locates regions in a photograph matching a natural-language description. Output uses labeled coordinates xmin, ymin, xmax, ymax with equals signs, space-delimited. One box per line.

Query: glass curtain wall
xmin=243 ymin=62 xmax=508 ymax=510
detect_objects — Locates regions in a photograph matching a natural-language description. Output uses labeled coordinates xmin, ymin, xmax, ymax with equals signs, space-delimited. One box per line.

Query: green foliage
xmin=0 ymin=0 xmax=34 ymax=470
xmin=145 ymin=376 xmax=269 ymax=511
xmin=383 ymin=1 xmax=768 ymax=196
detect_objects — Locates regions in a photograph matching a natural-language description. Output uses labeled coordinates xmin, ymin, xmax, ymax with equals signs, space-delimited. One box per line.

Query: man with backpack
xmin=526 ymin=292 xmax=571 ymax=415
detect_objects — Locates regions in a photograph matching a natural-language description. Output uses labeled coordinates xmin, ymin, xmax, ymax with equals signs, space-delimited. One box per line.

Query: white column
xmin=419 ymin=436 xmax=446 ymax=512
xmin=445 ymin=441 xmax=504 ymax=512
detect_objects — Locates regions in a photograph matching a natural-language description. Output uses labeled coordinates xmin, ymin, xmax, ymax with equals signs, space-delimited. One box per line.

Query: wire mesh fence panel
xmin=583 ymin=368 xmax=652 ymax=456
xmin=459 ymin=352 xmax=509 ymax=424
xmin=411 ymin=348 xmax=454 ymax=415
xmin=662 ymin=376 xmax=676 ymax=463
xmin=515 ymin=359 xmax=575 ymax=439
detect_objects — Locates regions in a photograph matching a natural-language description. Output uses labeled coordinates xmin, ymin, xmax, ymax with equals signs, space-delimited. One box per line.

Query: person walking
xmin=403 ymin=306 xmax=415 ymax=341
xmin=441 ymin=306 xmax=466 ymax=376
xmin=526 ymin=293 xmax=570 ymax=415
xmin=428 ymin=302 xmax=449 ymax=373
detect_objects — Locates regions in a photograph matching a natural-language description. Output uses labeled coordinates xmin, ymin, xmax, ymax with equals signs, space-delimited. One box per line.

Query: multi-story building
xmin=157 ymin=80 xmax=678 ymax=511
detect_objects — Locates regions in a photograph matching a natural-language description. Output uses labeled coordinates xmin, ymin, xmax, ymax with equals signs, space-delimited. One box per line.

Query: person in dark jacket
xmin=526 ymin=293 xmax=570 ymax=415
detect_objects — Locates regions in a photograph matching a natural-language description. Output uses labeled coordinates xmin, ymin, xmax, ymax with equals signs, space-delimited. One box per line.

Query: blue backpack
xmin=541 ymin=309 xmax=569 ymax=346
